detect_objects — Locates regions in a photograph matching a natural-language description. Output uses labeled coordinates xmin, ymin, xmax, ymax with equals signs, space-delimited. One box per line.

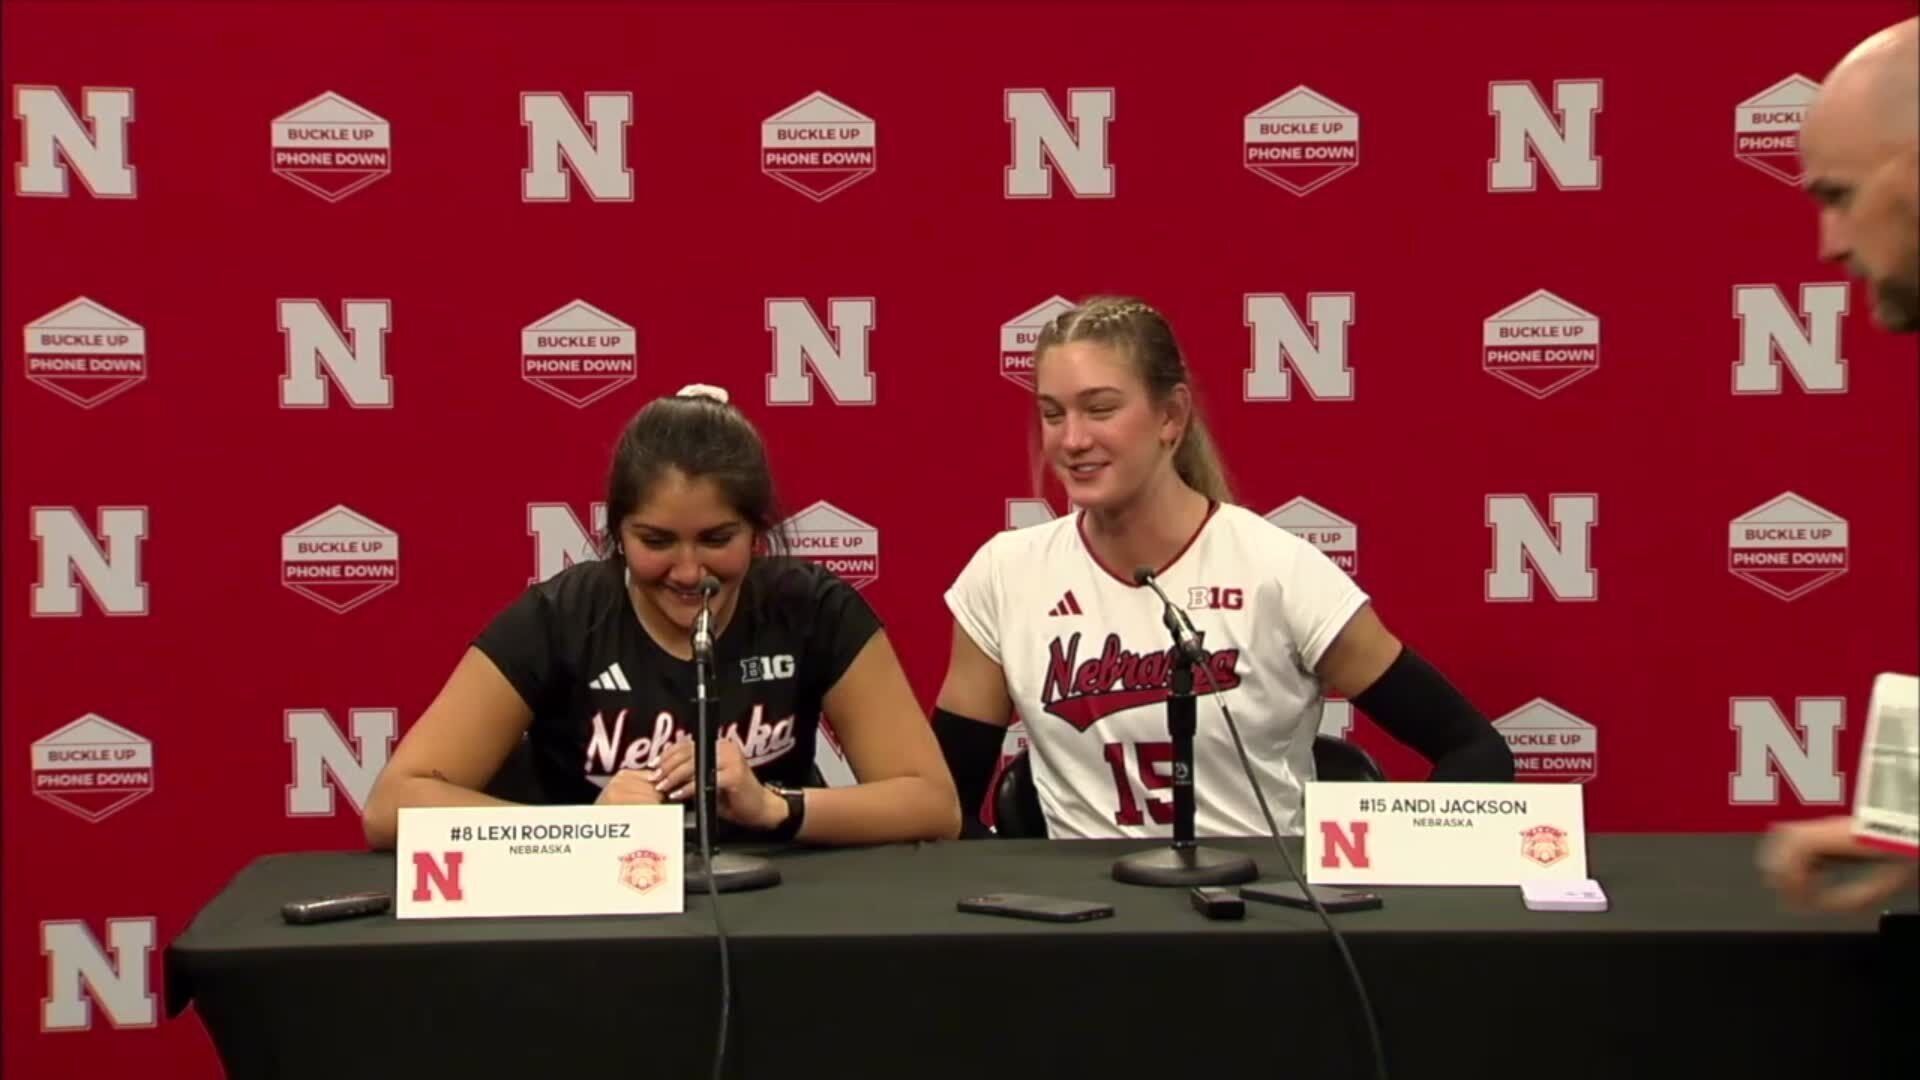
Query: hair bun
xmin=676 ymin=383 xmax=730 ymax=405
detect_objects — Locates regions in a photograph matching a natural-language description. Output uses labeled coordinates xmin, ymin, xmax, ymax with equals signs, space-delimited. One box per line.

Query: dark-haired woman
xmin=361 ymin=384 xmax=961 ymax=850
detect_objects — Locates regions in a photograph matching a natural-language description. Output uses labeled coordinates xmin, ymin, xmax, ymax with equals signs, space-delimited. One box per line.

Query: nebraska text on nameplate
xmin=397 ymin=805 xmax=685 ymax=918
xmin=1305 ymin=781 xmax=1589 ymax=885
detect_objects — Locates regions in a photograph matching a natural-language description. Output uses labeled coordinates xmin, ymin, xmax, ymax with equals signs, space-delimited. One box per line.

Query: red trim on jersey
xmin=1076 ymin=500 xmax=1220 ymax=587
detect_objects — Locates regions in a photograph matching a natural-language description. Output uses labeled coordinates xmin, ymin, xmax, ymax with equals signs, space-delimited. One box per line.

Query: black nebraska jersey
xmin=473 ymin=556 xmax=880 ymax=818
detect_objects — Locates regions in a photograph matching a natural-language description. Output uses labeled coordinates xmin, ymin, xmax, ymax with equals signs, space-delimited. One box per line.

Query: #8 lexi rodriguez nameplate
xmin=396 ymin=805 xmax=685 ymax=918
xmin=1304 ymin=782 xmax=1589 ymax=886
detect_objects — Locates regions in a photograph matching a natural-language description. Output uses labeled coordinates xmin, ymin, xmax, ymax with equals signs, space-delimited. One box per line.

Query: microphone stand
xmin=684 ymin=578 xmax=781 ymax=894
xmin=1113 ymin=574 xmax=1259 ymax=887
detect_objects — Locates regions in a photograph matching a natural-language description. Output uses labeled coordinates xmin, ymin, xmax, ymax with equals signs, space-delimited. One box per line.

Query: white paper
xmin=1853 ymin=673 xmax=1919 ymax=856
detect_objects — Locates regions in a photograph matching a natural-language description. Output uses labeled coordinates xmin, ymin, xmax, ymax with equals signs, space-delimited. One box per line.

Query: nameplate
xmin=1854 ymin=673 xmax=1919 ymax=857
xmin=1305 ymin=781 xmax=1589 ymax=886
xmin=395 ymin=805 xmax=685 ymax=919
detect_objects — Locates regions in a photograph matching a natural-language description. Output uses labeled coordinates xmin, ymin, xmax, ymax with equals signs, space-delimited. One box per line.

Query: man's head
xmin=1800 ymin=16 xmax=1919 ymax=333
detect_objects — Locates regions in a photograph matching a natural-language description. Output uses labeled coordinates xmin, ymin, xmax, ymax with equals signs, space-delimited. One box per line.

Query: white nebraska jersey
xmin=946 ymin=502 xmax=1368 ymax=840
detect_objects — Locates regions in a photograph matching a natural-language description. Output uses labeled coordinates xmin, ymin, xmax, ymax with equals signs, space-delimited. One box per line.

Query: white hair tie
xmin=677 ymin=383 xmax=730 ymax=404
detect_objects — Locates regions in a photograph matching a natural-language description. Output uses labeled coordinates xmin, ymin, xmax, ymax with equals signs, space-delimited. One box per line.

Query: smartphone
xmin=281 ymin=891 xmax=393 ymax=924
xmin=957 ymin=893 xmax=1115 ymax=923
xmin=1241 ymin=881 xmax=1382 ymax=913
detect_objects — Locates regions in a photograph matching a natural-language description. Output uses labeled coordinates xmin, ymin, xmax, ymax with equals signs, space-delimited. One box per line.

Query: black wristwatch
xmin=765 ymin=784 xmax=806 ymax=842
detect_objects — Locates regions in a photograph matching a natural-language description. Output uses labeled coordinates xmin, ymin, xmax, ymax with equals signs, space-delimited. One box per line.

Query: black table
xmin=165 ymin=835 xmax=1914 ymax=1080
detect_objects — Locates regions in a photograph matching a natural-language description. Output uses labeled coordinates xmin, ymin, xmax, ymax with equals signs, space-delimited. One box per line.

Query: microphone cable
xmin=696 ymin=762 xmax=733 ymax=1080
xmin=1193 ymin=659 xmax=1390 ymax=1080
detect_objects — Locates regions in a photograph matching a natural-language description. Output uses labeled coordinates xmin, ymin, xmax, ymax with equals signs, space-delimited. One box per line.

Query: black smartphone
xmin=1241 ymin=881 xmax=1382 ymax=913
xmin=281 ymin=891 xmax=393 ymax=924
xmin=957 ymin=893 xmax=1115 ymax=923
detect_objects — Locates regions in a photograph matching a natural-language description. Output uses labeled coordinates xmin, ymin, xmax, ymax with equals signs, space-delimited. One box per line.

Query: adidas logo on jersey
xmin=588 ymin=662 xmax=630 ymax=691
xmin=1047 ymin=590 xmax=1084 ymax=617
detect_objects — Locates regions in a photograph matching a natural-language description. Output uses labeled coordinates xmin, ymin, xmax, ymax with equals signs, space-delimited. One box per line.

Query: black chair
xmin=990 ymin=733 xmax=1385 ymax=838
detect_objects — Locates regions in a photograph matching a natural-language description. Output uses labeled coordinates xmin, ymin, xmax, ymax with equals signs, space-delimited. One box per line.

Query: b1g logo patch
xmin=32 ymin=714 xmax=154 ymax=823
xmin=1243 ymin=86 xmax=1359 ymax=195
xmin=1521 ymin=825 xmax=1569 ymax=866
xmin=740 ymin=654 xmax=795 ymax=683
xmin=777 ymin=500 xmax=878 ymax=589
xmin=522 ymin=300 xmax=638 ymax=408
xmin=1728 ymin=492 xmax=1847 ymax=601
xmin=1483 ymin=289 xmax=1600 ymax=399
xmin=1734 ymin=75 xmax=1818 ymax=187
xmin=272 ymin=92 xmax=392 ymax=202
xmin=23 ymin=297 xmax=146 ymax=408
xmin=1493 ymin=698 xmax=1596 ymax=783
xmin=762 ymin=92 xmax=875 ymax=201
xmin=1265 ymin=497 xmax=1357 ymax=576
xmin=1000 ymin=296 xmax=1076 ymax=389
xmin=282 ymin=505 xmax=400 ymax=613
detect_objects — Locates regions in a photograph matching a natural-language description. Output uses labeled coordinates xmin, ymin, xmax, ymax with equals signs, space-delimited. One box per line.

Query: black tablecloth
xmin=165 ymin=835 xmax=1914 ymax=1080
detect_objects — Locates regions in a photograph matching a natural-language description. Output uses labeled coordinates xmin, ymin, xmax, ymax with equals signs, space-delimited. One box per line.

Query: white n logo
xmin=32 ymin=507 xmax=148 ymax=616
xmin=1732 ymin=284 xmax=1848 ymax=394
xmin=1730 ymin=697 xmax=1845 ymax=804
xmin=766 ymin=298 xmax=877 ymax=405
xmin=285 ymin=708 xmax=397 ymax=816
xmin=529 ymin=501 xmax=608 ymax=582
xmin=1486 ymin=494 xmax=1598 ymax=601
xmin=278 ymin=300 xmax=394 ymax=408
xmin=1488 ymin=79 xmax=1602 ymax=192
xmin=1244 ymin=292 xmax=1356 ymax=401
xmin=521 ymin=92 xmax=633 ymax=201
xmin=1005 ymin=89 xmax=1115 ymax=198
xmin=40 ymin=918 xmax=156 ymax=1031
xmin=13 ymin=86 xmax=135 ymax=198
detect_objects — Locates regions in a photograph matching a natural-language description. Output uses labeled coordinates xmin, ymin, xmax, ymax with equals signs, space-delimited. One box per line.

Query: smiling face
xmin=618 ymin=467 xmax=756 ymax=636
xmin=1034 ymin=339 xmax=1186 ymax=512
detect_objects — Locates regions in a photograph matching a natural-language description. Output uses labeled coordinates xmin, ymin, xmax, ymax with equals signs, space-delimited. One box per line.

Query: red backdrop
xmin=5 ymin=1 xmax=1917 ymax=1074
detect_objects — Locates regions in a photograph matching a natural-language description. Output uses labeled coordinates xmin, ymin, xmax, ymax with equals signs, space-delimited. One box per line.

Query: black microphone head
xmin=1132 ymin=566 xmax=1154 ymax=586
xmin=698 ymin=574 xmax=721 ymax=597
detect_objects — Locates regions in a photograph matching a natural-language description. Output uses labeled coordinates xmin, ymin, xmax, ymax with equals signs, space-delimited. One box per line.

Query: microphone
xmin=692 ymin=574 xmax=720 ymax=664
xmin=1132 ymin=567 xmax=1206 ymax=665
xmin=1111 ymin=566 xmax=1257 ymax=889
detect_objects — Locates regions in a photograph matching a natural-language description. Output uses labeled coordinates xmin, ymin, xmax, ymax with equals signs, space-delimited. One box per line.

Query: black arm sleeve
xmin=933 ymin=708 xmax=1006 ymax=837
xmin=1350 ymin=647 xmax=1514 ymax=781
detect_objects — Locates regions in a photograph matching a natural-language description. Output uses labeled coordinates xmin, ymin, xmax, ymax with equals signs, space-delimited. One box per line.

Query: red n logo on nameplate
xmin=411 ymin=851 xmax=464 ymax=901
xmin=1320 ymin=821 xmax=1370 ymax=868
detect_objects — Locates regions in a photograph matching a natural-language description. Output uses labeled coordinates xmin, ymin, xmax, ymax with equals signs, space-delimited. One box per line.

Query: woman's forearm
xmin=791 ymin=775 xmax=961 ymax=845
xmin=363 ymin=775 xmax=519 ymax=851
